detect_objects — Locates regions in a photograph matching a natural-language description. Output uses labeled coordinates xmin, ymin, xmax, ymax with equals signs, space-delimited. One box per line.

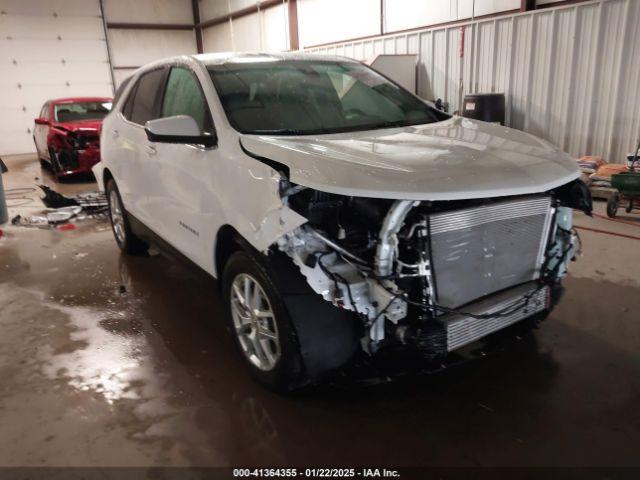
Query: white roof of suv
xmin=193 ymin=52 xmax=357 ymax=66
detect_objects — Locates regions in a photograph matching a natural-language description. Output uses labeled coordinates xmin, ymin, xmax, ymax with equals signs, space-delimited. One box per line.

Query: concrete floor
xmin=1 ymin=154 xmax=640 ymax=468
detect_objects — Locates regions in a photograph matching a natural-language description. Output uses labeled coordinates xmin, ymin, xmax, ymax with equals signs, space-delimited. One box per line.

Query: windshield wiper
xmin=250 ymin=128 xmax=308 ymax=135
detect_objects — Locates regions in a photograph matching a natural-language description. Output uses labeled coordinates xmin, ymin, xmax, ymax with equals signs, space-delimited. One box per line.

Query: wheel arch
xmin=101 ymin=167 xmax=114 ymax=192
xmin=214 ymin=224 xmax=246 ymax=282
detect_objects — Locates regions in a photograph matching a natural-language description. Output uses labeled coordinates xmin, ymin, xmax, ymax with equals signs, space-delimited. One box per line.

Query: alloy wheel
xmin=230 ymin=273 xmax=281 ymax=371
xmin=109 ymin=189 xmax=126 ymax=244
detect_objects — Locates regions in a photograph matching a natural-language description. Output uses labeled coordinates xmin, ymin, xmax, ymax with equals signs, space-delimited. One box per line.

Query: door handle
xmin=111 ymin=129 xmax=119 ymax=138
xmin=145 ymin=145 xmax=157 ymax=156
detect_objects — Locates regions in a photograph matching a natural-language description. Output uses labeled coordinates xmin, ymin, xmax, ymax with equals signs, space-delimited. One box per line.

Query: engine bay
xmin=275 ymin=175 xmax=591 ymax=355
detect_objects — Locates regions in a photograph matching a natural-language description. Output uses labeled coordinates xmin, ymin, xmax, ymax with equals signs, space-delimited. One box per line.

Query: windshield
xmin=208 ymin=60 xmax=447 ymax=135
xmin=54 ymin=101 xmax=112 ymax=122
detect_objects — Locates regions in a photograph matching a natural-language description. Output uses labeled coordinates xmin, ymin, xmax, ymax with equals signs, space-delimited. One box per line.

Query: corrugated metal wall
xmin=307 ymin=0 xmax=640 ymax=163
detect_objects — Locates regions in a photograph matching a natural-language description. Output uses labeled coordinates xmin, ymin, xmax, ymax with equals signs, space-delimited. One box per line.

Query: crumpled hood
xmin=240 ymin=117 xmax=580 ymax=201
xmin=54 ymin=119 xmax=102 ymax=133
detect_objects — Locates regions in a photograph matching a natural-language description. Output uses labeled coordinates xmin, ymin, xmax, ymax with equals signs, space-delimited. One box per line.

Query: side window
xmin=40 ymin=103 xmax=49 ymax=120
xmin=129 ymin=68 xmax=167 ymax=125
xmin=161 ymin=67 xmax=213 ymax=134
xmin=122 ymin=82 xmax=137 ymax=120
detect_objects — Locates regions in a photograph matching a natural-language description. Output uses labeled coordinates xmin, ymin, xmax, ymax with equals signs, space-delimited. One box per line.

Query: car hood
xmin=240 ymin=116 xmax=580 ymax=201
xmin=54 ymin=119 xmax=102 ymax=133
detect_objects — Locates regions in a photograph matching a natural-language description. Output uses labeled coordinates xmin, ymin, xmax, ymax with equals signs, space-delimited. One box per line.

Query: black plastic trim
xmin=127 ymin=212 xmax=214 ymax=280
xmin=145 ymin=127 xmax=217 ymax=148
xmin=239 ymin=139 xmax=290 ymax=178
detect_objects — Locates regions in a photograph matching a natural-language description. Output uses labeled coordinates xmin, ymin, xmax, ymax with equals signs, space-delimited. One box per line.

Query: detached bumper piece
xmin=440 ymin=282 xmax=550 ymax=352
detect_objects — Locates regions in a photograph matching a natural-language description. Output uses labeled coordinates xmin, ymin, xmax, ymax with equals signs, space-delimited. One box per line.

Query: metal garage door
xmin=0 ymin=0 xmax=113 ymax=155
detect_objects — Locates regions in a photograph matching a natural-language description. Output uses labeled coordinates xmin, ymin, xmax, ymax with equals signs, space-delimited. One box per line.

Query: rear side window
xmin=122 ymin=83 xmax=137 ymax=120
xmin=161 ymin=67 xmax=213 ymax=134
xmin=128 ymin=68 xmax=167 ymax=125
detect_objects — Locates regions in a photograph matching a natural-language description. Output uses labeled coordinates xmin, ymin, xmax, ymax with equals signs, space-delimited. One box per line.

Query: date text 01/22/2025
xmin=232 ymin=468 xmax=401 ymax=478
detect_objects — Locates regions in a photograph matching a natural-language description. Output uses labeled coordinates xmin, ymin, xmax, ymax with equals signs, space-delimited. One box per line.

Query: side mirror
xmin=144 ymin=115 xmax=216 ymax=148
xmin=34 ymin=117 xmax=49 ymax=125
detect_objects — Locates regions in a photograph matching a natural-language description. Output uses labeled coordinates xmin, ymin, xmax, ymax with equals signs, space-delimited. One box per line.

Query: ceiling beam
xmin=106 ymin=22 xmax=194 ymax=31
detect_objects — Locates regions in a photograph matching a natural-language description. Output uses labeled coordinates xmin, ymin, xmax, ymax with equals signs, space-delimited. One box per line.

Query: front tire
xmin=222 ymin=250 xmax=305 ymax=392
xmin=106 ymin=179 xmax=149 ymax=255
xmin=48 ymin=148 xmax=62 ymax=179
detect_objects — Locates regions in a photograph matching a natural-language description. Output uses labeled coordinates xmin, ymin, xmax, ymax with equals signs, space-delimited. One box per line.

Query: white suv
xmin=95 ymin=53 xmax=591 ymax=391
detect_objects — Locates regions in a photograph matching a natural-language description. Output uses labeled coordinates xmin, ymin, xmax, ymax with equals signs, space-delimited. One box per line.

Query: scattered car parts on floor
xmin=10 ymin=185 xmax=108 ymax=228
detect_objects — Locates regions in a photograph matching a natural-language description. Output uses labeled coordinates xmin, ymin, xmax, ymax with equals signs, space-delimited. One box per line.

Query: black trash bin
xmin=0 ymin=158 xmax=8 ymax=225
xmin=462 ymin=93 xmax=506 ymax=125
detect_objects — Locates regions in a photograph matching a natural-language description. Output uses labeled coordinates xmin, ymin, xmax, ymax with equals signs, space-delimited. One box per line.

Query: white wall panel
xmin=103 ymin=0 xmax=194 ymax=24
xmin=200 ymin=0 xmax=257 ymax=22
xmin=298 ymin=0 xmax=380 ymax=47
xmin=113 ymin=68 xmax=137 ymax=89
xmin=263 ymin=4 xmax=289 ymax=52
xmin=1 ymin=15 xmax=106 ymax=39
xmin=108 ymin=29 xmax=196 ymax=66
xmin=385 ymin=0 xmax=456 ymax=32
xmin=0 ymin=0 xmax=111 ymax=155
xmin=201 ymin=4 xmax=289 ymax=53
xmin=385 ymin=0 xmax=520 ymax=34
xmin=458 ymin=0 xmax=520 ymax=17
xmin=308 ymin=0 xmax=640 ymax=163
xmin=232 ymin=12 xmax=261 ymax=51
xmin=0 ymin=0 xmax=100 ymax=16
xmin=202 ymin=21 xmax=234 ymax=52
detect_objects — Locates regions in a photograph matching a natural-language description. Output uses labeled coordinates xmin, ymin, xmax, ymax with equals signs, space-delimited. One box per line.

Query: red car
xmin=33 ymin=97 xmax=112 ymax=179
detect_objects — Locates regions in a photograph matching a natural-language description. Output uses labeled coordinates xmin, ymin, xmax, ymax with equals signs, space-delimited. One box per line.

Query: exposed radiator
xmin=429 ymin=196 xmax=553 ymax=309
xmin=441 ymin=282 xmax=550 ymax=351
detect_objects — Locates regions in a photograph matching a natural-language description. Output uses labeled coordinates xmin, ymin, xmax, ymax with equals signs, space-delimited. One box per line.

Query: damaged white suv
xmin=95 ymin=53 xmax=591 ymax=391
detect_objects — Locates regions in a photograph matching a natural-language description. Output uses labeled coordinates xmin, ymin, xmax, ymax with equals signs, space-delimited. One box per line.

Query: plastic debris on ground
xmin=10 ymin=186 xmax=108 ymax=229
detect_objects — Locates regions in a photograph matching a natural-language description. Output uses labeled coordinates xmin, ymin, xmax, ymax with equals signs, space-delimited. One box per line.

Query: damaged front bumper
xmin=54 ymin=145 xmax=101 ymax=176
xmin=413 ymin=282 xmax=550 ymax=354
xmin=276 ymin=190 xmax=581 ymax=358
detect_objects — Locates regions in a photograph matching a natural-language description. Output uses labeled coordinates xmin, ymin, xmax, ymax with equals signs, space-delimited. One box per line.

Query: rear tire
xmin=222 ymin=250 xmax=306 ymax=392
xmin=106 ymin=179 xmax=149 ymax=255
xmin=607 ymin=194 xmax=618 ymax=218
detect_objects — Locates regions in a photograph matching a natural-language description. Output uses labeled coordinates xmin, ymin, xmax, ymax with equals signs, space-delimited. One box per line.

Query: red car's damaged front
xmin=34 ymin=97 xmax=112 ymax=179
